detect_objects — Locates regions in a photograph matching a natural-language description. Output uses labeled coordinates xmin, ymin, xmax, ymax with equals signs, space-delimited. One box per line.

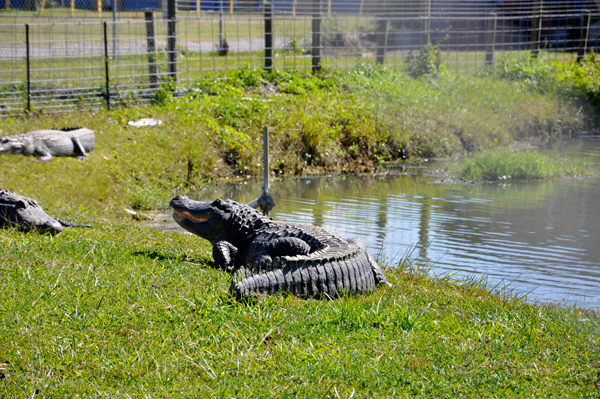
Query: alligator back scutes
xmin=230 ymin=248 xmax=377 ymax=299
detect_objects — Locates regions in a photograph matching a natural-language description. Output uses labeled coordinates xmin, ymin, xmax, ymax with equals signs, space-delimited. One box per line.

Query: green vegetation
xmin=1 ymin=59 xmax=600 ymax=396
xmin=450 ymin=148 xmax=599 ymax=182
xmin=1 ymin=65 xmax=596 ymax=210
xmin=0 ymin=225 xmax=598 ymax=397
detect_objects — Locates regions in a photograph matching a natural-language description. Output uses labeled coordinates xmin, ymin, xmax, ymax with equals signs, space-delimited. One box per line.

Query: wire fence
xmin=1 ymin=0 xmax=599 ymax=115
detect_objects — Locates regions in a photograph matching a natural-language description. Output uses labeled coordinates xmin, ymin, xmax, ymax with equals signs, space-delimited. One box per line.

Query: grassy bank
xmin=1 ymin=224 xmax=598 ymax=397
xmin=0 ymin=64 xmax=597 ymax=213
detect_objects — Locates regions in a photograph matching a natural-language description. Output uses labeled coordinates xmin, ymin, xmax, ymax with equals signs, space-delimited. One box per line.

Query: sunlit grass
xmin=451 ymin=148 xmax=599 ymax=182
xmin=0 ymin=66 xmax=595 ymax=210
xmin=0 ymin=223 xmax=598 ymax=397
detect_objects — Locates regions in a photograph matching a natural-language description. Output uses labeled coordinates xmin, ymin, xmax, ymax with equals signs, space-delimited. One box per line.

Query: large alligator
xmin=0 ymin=189 xmax=91 ymax=235
xmin=0 ymin=127 xmax=95 ymax=162
xmin=170 ymin=196 xmax=388 ymax=299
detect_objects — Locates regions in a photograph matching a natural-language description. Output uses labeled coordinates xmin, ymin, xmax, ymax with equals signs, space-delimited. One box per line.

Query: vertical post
xmin=196 ymin=0 xmax=200 ymax=18
xmin=485 ymin=12 xmax=497 ymax=66
xmin=420 ymin=0 xmax=431 ymax=47
xmin=312 ymin=0 xmax=321 ymax=72
xmin=229 ymin=0 xmax=233 ymax=16
xmin=97 ymin=0 xmax=102 ymax=18
xmin=263 ymin=126 xmax=269 ymax=198
xmin=70 ymin=0 xmax=74 ymax=17
xmin=112 ymin=0 xmax=117 ymax=57
xmin=25 ymin=24 xmax=31 ymax=113
xmin=103 ymin=22 xmax=110 ymax=109
xmin=167 ymin=0 xmax=177 ymax=82
xmin=577 ymin=10 xmax=591 ymax=62
xmin=531 ymin=0 xmax=543 ymax=58
xmin=264 ymin=2 xmax=273 ymax=70
xmin=327 ymin=0 xmax=330 ymax=17
xmin=292 ymin=0 xmax=296 ymax=17
xmin=38 ymin=0 xmax=46 ymax=15
xmin=5 ymin=0 xmax=10 ymax=10
xmin=375 ymin=19 xmax=388 ymax=65
xmin=145 ymin=11 xmax=158 ymax=89
xmin=218 ymin=0 xmax=224 ymax=54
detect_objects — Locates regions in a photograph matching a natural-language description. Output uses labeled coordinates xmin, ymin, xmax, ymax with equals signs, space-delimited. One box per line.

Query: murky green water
xmin=151 ymin=137 xmax=600 ymax=308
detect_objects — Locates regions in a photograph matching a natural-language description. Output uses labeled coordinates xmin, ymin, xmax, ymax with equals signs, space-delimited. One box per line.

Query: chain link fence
xmin=2 ymin=1 xmax=600 ymax=115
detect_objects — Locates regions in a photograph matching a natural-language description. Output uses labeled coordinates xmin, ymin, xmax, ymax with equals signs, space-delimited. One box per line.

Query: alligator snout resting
xmin=0 ymin=127 xmax=95 ymax=162
xmin=170 ymin=196 xmax=388 ymax=299
xmin=0 ymin=189 xmax=91 ymax=235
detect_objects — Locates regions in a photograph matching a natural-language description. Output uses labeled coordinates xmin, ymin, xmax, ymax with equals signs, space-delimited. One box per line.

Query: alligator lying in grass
xmin=170 ymin=196 xmax=388 ymax=299
xmin=0 ymin=189 xmax=91 ymax=235
xmin=0 ymin=127 xmax=95 ymax=162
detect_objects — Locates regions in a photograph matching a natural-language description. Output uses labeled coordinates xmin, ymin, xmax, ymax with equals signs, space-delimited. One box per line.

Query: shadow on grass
xmin=132 ymin=248 xmax=214 ymax=267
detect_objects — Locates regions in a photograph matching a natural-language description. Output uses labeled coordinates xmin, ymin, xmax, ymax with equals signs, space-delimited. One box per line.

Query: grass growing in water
xmin=452 ymin=148 xmax=599 ymax=182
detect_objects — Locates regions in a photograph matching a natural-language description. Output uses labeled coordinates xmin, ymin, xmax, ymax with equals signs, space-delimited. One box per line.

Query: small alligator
xmin=170 ymin=196 xmax=388 ymax=299
xmin=0 ymin=189 xmax=91 ymax=235
xmin=0 ymin=127 xmax=95 ymax=162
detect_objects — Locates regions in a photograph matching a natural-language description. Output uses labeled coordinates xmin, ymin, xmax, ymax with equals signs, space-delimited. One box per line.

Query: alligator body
xmin=0 ymin=127 xmax=95 ymax=162
xmin=0 ymin=189 xmax=91 ymax=235
xmin=170 ymin=196 xmax=388 ymax=299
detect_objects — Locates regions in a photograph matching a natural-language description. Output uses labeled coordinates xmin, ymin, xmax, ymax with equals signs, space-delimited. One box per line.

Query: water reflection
xmin=155 ymin=138 xmax=600 ymax=308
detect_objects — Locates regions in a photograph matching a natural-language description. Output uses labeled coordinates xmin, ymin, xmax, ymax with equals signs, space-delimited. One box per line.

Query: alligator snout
xmin=169 ymin=195 xmax=189 ymax=208
xmin=170 ymin=195 xmax=188 ymax=202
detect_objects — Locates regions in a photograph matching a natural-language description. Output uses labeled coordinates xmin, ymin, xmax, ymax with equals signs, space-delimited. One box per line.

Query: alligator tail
xmin=56 ymin=219 xmax=92 ymax=228
xmin=230 ymin=250 xmax=379 ymax=299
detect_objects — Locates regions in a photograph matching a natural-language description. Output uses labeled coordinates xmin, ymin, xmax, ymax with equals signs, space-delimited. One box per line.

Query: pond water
xmin=151 ymin=137 xmax=600 ymax=308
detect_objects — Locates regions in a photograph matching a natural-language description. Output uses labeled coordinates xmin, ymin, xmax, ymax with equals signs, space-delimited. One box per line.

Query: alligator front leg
xmin=71 ymin=137 xmax=88 ymax=160
xmin=213 ymin=241 xmax=238 ymax=273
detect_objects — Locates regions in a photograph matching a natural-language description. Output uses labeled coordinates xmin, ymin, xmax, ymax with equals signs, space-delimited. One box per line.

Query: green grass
xmin=0 ymin=65 xmax=596 ymax=210
xmin=0 ymin=224 xmax=598 ymax=397
xmin=1 ymin=60 xmax=600 ymax=396
xmin=450 ymin=148 xmax=599 ymax=182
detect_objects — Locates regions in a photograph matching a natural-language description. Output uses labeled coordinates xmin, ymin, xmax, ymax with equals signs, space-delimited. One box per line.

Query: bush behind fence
xmin=1 ymin=0 xmax=599 ymax=115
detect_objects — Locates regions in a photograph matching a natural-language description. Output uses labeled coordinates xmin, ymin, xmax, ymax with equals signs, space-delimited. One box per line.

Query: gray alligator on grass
xmin=0 ymin=189 xmax=91 ymax=235
xmin=0 ymin=127 xmax=95 ymax=162
xmin=170 ymin=196 xmax=388 ymax=299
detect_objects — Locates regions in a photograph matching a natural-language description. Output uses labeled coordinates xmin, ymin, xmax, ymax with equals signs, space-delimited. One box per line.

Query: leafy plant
xmin=405 ymin=44 xmax=443 ymax=79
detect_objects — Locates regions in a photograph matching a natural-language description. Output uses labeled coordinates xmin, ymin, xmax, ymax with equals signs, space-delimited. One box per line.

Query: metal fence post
xmin=531 ymin=0 xmax=543 ymax=58
xmin=421 ymin=0 xmax=431 ymax=48
xmin=420 ymin=16 xmax=430 ymax=48
xmin=312 ymin=0 xmax=322 ymax=72
xmin=485 ymin=12 xmax=497 ymax=66
xmin=375 ymin=19 xmax=388 ymax=65
xmin=145 ymin=11 xmax=158 ymax=89
xmin=103 ymin=22 xmax=110 ymax=110
xmin=167 ymin=0 xmax=177 ymax=83
xmin=25 ymin=24 xmax=31 ymax=113
xmin=577 ymin=10 xmax=591 ymax=62
xmin=264 ymin=3 xmax=273 ymax=70
xmin=112 ymin=0 xmax=117 ymax=57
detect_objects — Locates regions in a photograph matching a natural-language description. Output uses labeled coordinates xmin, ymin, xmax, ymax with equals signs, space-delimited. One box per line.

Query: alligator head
xmin=0 ymin=193 xmax=63 ymax=234
xmin=170 ymin=196 xmax=234 ymax=244
xmin=0 ymin=136 xmax=26 ymax=155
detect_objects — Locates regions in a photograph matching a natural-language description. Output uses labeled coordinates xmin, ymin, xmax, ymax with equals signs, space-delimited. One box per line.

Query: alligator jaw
xmin=170 ymin=196 xmax=215 ymax=221
xmin=172 ymin=211 xmax=208 ymax=224
xmin=169 ymin=195 xmax=227 ymax=243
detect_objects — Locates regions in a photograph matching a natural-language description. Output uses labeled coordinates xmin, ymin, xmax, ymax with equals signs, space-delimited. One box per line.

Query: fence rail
xmin=1 ymin=0 xmax=599 ymax=115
